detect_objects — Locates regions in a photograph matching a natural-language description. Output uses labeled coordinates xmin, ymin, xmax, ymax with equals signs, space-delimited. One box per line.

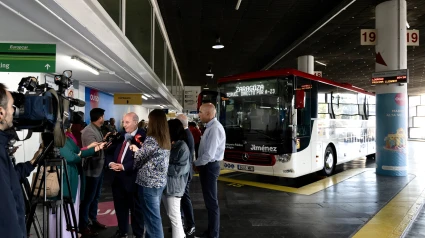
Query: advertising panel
xmin=376 ymin=93 xmax=407 ymax=176
xmin=85 ymin=87 xmax=114 ymax=124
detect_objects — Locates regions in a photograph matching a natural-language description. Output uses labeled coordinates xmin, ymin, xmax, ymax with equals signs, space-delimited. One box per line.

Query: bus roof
xmin=218 ymin=68 xmax=375 ymax=96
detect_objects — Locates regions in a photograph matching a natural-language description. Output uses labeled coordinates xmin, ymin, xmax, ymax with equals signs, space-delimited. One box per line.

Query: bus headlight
xmin=276 ymin=154 xmax=291 ymax=163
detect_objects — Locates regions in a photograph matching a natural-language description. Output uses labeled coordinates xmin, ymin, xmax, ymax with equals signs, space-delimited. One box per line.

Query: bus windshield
xmin=218 ymin=78 xmax=293 ymax=148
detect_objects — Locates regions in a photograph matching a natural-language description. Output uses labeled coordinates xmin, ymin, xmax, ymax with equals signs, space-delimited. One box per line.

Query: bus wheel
xmin=366 ymin=153 xmax=375 ymax=160
xmin=322 ymin=146 xmax=336 ymax=176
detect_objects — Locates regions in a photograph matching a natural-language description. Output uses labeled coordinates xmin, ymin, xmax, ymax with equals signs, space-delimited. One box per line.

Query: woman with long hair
xmin=130 ymin=109 xmax=171 ymax=238
xmin=163 ymin=119 xmax=190 ymax=238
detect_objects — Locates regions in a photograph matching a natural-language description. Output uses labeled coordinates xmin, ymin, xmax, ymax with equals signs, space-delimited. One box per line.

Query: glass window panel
xmin=98 ymin=0 xmax=120 ymax=27
xmin=333 ymin=104 xmax=358 ymax=115
xmin=172 ymin=66 xmax=177 ymax=95
xmin=368 ymin=95 xmax=376 ymax=105
xmin=126 ymin=0 xmax=152 ymax=65
xmin=318 ymin=114 xmax=330 ymax=119
xmin=318 ymin=93 xmax=326 ymax=103
xmin=334 ymin=93 xmax=358 ymax=104
xmin=409 ymin=95 xmax=421 ymax=106
xmin=318 ymin=103 xmax=328 ymax=113
xmin=166 ymin=50 xmax=172 ymax=87
xmin=358 ymin=94 xmax=366 ymax=104
xmin=154 ymin=18 xmax=165 ymax=82
xmin=410 ymin=127 xmax=425 ymax=139
xmin=368 ymin=105 xmax=376 ymax=116
xmin=417 ymin=106 xmax=425 ymax=116
xmin=413 ymin=117 xmax=425 ymax=127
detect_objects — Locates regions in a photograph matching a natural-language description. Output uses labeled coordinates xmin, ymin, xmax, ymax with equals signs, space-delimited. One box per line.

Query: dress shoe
xmin=185 ymin=226 xmax=196 ymax=236
xmin=90 ymin=220 xmax=107 ymax=230
xmin=80 ymin=227 xmax=98 ymax=237
xmin=194 ymin=230 xmax=209 ymax=238
xmin=112 ymin=230 xmax=128 ymax=238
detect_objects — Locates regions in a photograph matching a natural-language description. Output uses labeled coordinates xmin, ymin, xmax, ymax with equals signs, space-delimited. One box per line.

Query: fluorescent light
xmin=212 ymin=38 xmax=224 ymax=49
xmin=260 ymin=106 xmax=271 ymax=109
xmin=315 ymin=60 xmax=327 ymax=66
xmin=406 ymin=21 xmax=410 ymax=28
xmin=159 ymin=105 xmax=164 ymax=108
xmin=142 ymin=95 xmax=148 ymax=100
xmin=203 ymin=87 xmax=210 ymax=90
xmin=206 ymin=73 xmax=214 ymax=77
xmin=235 ymin=0 xmax=242 ymax=10
xmin=71 ymin=56 xmax=99 ymax=75
xmin=144 ymin=93 xmax=152 ymax=98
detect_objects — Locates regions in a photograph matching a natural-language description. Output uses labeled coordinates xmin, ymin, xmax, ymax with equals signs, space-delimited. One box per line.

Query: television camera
xmin=8 ymin=70 xmax=85 ymax=238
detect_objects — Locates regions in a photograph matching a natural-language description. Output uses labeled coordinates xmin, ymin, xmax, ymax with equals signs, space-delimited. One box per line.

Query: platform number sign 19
xmin=407 ymin=30 xmax=419 ymax=46
xmin=361 ymin=29 xmax=420 ymax=46
xmin=361 ymin=29 xmax=377 ymax=45
xmin=314 ymin=71 xmax=322 ymax=77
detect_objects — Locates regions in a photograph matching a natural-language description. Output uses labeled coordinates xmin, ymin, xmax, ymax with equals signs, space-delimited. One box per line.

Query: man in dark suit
xmin=106 ymin=112 xmax=146 ymax=238
xmin=176 ymin=114 xmax=196 ymax=236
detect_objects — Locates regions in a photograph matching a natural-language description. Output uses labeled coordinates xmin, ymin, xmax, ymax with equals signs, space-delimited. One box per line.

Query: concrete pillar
xmin=375 ymin=0 xmax=408 ymax=176
xmin=297 ymin=55 xmax=314 ymax=74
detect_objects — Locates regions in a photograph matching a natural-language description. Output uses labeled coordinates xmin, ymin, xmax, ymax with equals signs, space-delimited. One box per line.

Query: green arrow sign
xmin=0 ymin=43 xmax=56 ymax=73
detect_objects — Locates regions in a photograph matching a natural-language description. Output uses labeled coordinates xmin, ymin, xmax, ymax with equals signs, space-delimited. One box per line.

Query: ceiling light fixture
xmin=206 ymin=65 xmax=214 ymax=77
xmin=406 ymin=21 xmax=410 ymax=28
xmin=71 ymin=56 xmax=100 ymax=75
xmin=235 ymin=0 xmax=242 ymax=10
xmin=159 ymin=105 xmax=164 ymax=109
xmin=144 ymin=93 xmax=152 ymax=98
xmin=315 ymin=60 xmax=327 ymax=66
xmin=203 ymin=84 xmax=210 ymax=90
xmin=142 ymin=95 xmax=148 ymax=100
xmin=212 ymin=37 xmax=224 ymax=49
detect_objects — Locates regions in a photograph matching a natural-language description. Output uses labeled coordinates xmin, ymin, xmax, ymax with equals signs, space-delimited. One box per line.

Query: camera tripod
xmin=25 ymin=139 xmax=79 ymax=238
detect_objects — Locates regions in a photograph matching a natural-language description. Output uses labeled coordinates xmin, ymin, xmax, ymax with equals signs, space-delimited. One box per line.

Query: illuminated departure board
xmin=371 ymin=69 xmax=409 ymax=85
xmin=225 ymin=80 xmax=278 ymax=97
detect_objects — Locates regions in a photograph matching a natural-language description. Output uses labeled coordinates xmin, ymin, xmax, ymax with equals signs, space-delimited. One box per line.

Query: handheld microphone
xmin=124 ymin=133 xmax=133 ymax=143
xmin=135 ymin=134 xmax=142 ymax=144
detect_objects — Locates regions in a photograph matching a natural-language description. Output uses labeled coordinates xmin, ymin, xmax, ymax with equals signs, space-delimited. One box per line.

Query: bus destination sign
xmin=226 ymin=81 xmax=278 ymax=97
xmin=371 ymin=69 xmax=409 ymax=85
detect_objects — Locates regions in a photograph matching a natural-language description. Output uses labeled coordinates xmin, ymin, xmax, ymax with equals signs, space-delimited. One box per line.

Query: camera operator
xmin=79 ymin=108 xmax=109 ymax=236
xmin=0 ymin=83 xmax=26 ymax=238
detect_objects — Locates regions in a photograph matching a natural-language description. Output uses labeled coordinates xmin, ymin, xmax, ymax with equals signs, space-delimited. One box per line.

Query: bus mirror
xmin=295 ymin=90 xmax=305 ymax=109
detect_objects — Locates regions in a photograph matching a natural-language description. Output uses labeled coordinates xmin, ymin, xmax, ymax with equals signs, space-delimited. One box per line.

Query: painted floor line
xmin=217 ymin=168 xmax=371 ymax=195
xmin=353 ymin=175 xmax=425 ymax=238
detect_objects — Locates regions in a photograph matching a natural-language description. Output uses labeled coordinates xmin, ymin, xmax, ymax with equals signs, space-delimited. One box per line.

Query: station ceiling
xmin=158 ymin=0 xmax=425 ymax=94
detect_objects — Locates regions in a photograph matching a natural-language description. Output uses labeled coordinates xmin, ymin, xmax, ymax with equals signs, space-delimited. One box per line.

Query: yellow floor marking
xmin=217 ymin=168 xmax=371 ymax=195
xmin=353 ymin=176 xmax=425 ymax=238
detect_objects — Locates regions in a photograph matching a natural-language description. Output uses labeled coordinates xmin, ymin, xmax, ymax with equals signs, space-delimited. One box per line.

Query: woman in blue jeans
xmin=130 ymin=109 xmax=171 ymax=238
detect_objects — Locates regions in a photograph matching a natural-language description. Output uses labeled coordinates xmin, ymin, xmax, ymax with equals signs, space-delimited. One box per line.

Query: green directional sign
xmin=0 ymin=43 xmax=56 ymax=73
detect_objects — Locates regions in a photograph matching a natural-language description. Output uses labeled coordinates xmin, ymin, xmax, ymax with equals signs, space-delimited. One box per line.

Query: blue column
xmin=375 ymin=0 xmax=408 ymax=176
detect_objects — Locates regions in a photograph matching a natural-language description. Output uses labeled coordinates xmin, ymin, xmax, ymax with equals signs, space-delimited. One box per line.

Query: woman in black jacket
xmin=163 ymin=119 xmax=191 ymax=238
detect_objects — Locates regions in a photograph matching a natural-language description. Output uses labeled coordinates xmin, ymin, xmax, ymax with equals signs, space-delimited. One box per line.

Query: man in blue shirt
xmin=194 ymin=103 xmax=225 ymax=238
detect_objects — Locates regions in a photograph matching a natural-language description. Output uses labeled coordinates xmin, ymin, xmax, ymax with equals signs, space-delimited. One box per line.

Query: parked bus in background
xmin=217 ymin=69 xmax=375 ymax=177
xmin=197 ymin=90 xmax=225 ymax=112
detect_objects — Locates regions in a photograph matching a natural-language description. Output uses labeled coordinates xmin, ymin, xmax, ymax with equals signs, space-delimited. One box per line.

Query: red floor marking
xmin=96 ymin=201 xmax=118 ymax=227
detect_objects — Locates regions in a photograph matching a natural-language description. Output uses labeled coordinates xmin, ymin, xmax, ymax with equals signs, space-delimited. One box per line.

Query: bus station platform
xmin=37 ymin=141 xmax=424 ymax=238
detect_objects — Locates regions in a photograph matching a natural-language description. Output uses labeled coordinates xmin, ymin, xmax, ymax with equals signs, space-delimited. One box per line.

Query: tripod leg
xmin=61 ymin=158 xmax=79 ymax=237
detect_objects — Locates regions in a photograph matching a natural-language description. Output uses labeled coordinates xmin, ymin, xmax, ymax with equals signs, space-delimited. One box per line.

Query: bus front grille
xmin=224 ymin=150 xmax=276 ymax=166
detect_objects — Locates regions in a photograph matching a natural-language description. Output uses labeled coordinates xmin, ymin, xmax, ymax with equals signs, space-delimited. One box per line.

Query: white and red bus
xmin=217 ymin=69 xmax=375 ymax=177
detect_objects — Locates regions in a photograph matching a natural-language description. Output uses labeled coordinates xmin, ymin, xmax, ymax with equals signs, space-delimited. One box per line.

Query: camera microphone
xmin=67 ymin=97 xmax=86 ymax=107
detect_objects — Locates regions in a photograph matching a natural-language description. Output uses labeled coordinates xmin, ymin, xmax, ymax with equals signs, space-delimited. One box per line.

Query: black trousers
xmin=199 ymin=161 xmax=220 ymax=238
xmin=112 ymin=180 xmax=144 ymax=237
xmin=181 ymin=169 xmax=195 ymax=228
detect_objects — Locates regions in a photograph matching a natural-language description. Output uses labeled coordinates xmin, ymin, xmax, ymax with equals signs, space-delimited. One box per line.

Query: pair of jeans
xmin=162 ymin=195 xmax=185 ymax=238
xmin=181 ymin=169 xmax=195 ymax=228
xmin=137 ymin=184 xmax=165 ymax=238
xmin=79 ymin=171 xmax=104 ymax=229
xmin=199 ymin=161 xmax=220 ymax=238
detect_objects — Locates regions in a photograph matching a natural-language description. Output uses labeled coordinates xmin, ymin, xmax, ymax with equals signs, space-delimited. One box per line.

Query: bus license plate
xmin=237 ymin=165 xmax=254 ymax=172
